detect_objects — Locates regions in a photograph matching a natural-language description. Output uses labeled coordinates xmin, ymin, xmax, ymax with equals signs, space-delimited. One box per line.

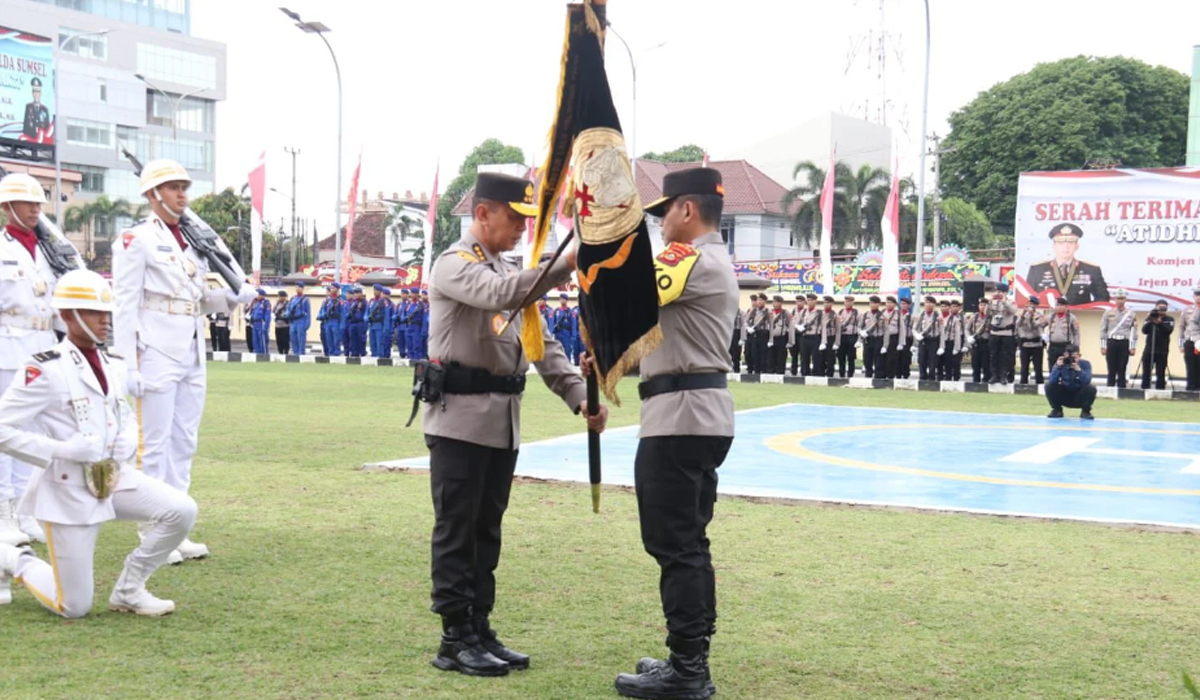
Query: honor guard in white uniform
xmin=0 ymin=270 xmax=197 ymax=616
xmin=0 ymin=173 xmax=84 ymax=546
xmin=112 ymin=160 xmax=256 ymax=561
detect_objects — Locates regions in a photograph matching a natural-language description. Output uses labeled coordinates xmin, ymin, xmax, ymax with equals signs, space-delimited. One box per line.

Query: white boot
xmin=175 ymin=538 xmax=209 ymax=560
xmin=167 ymin=549 xmax=183 ymax=565
xmin=108 ymin=562 xmax=175 ymax=617
xmin=0 ymin=542 xmax=23 ymax=605
xmin=0 ymin=500 xmax=30 ymax=547
xmin=17 ymin=514 xmax=45 ymax=544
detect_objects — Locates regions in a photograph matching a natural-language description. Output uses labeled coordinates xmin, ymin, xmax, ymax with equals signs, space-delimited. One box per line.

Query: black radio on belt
xmin=406 ymin=359 xmax=447 ymax=427
xmin=405 ymin=361 xmax=527 ymax=428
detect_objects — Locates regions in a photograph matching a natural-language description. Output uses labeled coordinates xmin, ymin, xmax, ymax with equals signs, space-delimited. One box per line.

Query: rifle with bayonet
xmin=0 ymin=164 xmax=83 ymax=277
xmin=119 ymin=145 xmax=248 ymax=291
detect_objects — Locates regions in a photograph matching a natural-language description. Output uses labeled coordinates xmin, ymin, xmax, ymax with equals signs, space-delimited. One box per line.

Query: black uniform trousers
xmin=1104 ymin=339 xmax=1130 ymax=387
xmin=875 ymin=337 xmax=898 ymax=379
xmin=971 ymin=341 xmax=991 ymax=383
xmin=800 ymin=335 xmax=820 ymax=376
xmin=244 ymin=325 xmax=254 ymax=354
xmin=1047 ymin=342 xmax=1069 ymax=371
xmin=1141 ymin=352 xmax=1169 ymax=390
xmin=918 ymin=338 xmax=940 ymax=380
xmin=939 ymin=349 xmax=962 ymax=381
xmin=635 ymin=435 xmax=733 ymax=639
xmin=728 ymin=331 xmax=742 ymax=373
xmin=862 ymin=336 xmax=881 ymax=377
xmin=426 ymin=435 xmax=519 ymax=621
xmin=819 ymin=346 xmax=836 ymax=377
xmin=789 ymin=342 xmax=801 ymax=375
xmin=275 ymin=326 xmax=290 ymax=355
xmin=209 ymin=323 xmax=231 ymax=352
xmin=898 ymin=342 xmax=913 ymax=379
xmin=1046 ymin=382 xmax=1097 ymax=412
xmin=1019 ymin=343 xmax=1045 ymax=384
xmin=750 ymin=331 xmax=768 ymax=373
xmin=1186 ymin=341 xmax=1200 ymax=391
xmin=990 ymin=335 xmax=1016 ymax=384
xmin=768 ymin=338 xmax=788 ymax=374
xmin=837 ymin=334 xmax=857 ymax=377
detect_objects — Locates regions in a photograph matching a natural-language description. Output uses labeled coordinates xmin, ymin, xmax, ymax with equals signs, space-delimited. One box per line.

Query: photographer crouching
xmin=1046 ymin=343 xmax=1096 ymax=420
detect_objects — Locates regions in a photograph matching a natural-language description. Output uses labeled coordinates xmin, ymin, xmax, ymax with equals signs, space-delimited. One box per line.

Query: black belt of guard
xmin=638 ymin=373 xmax=727 ymax=401
xmin=444 ymin=365 xmax=526 ymax=395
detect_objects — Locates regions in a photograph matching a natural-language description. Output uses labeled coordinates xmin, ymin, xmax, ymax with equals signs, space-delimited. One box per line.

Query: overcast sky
xmin=192 ymin=0 xmax=1199 ymax=233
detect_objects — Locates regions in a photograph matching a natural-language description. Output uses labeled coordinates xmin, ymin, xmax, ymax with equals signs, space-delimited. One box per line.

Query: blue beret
xmin=383 ymin=288 xmax=392 ymax=296
xmin=372 ymin=284 xmax=383 ymax=291
xmin=421 ymin=290 xmax=428 ymax=296
xmin=295 ymin=281 xmax=306 ymax=288
xmin=256 ymin=288 xmax=266 ymax=295
xmin=559 ymin=292 xmax=569 ymax=299
xmin=996 ymin=283 xmax=1009 ymax=292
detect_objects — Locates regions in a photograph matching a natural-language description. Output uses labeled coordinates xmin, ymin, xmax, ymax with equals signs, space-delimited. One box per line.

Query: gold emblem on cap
xmin=33 ymin=279 xmax=47 ymax=296
xmin=1059 ymin=225 xmax=1073 ymax=235
xmin=524 ymin=183 xmax=534 ymax=204
xmin=100 ymin=288 xmax=113 ymax=303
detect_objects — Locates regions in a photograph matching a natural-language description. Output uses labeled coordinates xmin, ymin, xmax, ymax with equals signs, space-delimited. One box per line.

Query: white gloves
xmin=855 ymin=340 xmax=862 ymax=349
xmin=54 ymin=434 xmax=104 ymax=463
xmin=881 ymin=346 xmax=888 ymax=354
xmin=966 ymin=335 xmax=975 ymax=345
xmin=797 ymin=324 xmax=806 ymax=334
xmin=858 ymin=329 xmax=868 ymax=339
xmin=914 ymin=331 xmax=925 ymax=342
xmin=126 ymin=369 xmax=145 ymax=398
xmin=819 ymin=344 xmax=826 ymax=351
xmin=767 ymin=341 xmax=773 ymax=348
xmin=937 ymin=348 xmax=945 ymax=356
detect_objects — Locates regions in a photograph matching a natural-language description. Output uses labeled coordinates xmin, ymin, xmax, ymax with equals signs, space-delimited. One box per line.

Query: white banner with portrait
xmin=1014 ymin=167 xmax=1200 ymax=310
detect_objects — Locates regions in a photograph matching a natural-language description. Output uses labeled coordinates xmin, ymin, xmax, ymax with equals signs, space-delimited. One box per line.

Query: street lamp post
xmin=913 ymin=0 xmax=931 ymax=298
xmin=134 ymin=73 xmax=207 ymax=141
xmin=280 ymin=8 xmax=343 ymax=283
xmin=269 ymin=185 xmax=297 ymax=274
xmin=53 ymin=29 xmax=110 ymax=224
xmin=604 ymin=24 xmax=666 ymax=181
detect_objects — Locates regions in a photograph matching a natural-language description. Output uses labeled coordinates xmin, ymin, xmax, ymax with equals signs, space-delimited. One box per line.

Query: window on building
xmin=146 ymin=92 xmax=214 ymax=133
xmin=720 ymin=217 xmax=736 ymax=253
xmin=65 ymin=118 xmax=114 ymax=148
xmin=98 ymin=79 xmax=107 ymax=103
xmin=59 ymin=28 xmax=108 ymax=60
xmin=136 ymin=43 xmax=217 ymax=91
xmin=67 ymin=164 xmax=106 ymax=193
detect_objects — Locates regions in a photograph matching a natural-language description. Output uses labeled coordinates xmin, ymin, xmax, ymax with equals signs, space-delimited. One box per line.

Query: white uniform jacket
xmin=0 ymin=339 xmax=138 ymax=525
xmin=112 ymin=212 xmax=244 ymax=365
xmin=0 ymin=230 xmax=62 ymax=370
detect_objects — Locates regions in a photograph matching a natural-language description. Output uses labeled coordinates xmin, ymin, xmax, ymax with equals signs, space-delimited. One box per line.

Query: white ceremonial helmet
xmin=139 ymin=159 xmax=192 ymax=194
xmin=0 ymin=173 xmax=48 ymax=205
xmin=52 ymin=269 xmax=115 ymax=313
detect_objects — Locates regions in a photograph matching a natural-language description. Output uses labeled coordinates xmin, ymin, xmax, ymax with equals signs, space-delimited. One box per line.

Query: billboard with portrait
xmin=0 ymin=26 xmax=55 ymax=161
xmin=1014 ymin=168 xmax=1200 ymax=310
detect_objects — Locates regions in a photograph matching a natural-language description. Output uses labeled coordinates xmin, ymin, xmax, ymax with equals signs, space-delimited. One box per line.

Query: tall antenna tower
xmin=842 ymin=0 xmax=908 ymax=136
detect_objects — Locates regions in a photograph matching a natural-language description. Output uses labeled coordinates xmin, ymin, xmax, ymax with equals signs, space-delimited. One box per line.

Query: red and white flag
xmin=341 ymin=151 xmax=362 ymax=283
xmin=423 ymin=161 xmax=439 ymax=286
xmin=880 ymin=156 xmax=901 ymax=297
xmin=818 ymin=148 xmax=836 ymax=293
xmin=702 ymin=149 xmax=709 ymax=168
xmin=247 ymin=151 xmax=266 ymax=283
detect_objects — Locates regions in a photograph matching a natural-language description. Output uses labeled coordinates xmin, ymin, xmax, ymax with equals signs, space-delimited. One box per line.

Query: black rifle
xmin=0 ymin=164 xmax=83 ymax=277
xmin=119 ymin=146 xmax=246 ymax=291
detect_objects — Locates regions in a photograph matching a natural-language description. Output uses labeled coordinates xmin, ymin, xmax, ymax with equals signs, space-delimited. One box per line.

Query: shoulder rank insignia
xmin=472 ymin=244 xmax=487 ymax=261
xmin=31 ymin=350 xmax=60 ymax=363
xmin=654 ymin=242 xmax=701 ymax=306
xmin=455 ymin=250 xmax=483 ymax=263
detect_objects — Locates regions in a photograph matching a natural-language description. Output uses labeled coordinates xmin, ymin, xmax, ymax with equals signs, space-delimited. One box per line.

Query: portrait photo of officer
xmin=22 ymin=77 xmax=51 ymax=142
xmin=1025 ymin=223 xmax=1109 ymax=305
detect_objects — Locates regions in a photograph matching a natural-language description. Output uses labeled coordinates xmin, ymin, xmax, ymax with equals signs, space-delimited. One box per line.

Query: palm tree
xmin=384 ymin=202 xmax=424 ymax=266
xmin=781 ymin=160 xmax=838 ymax=250
xmin=835 ymin=163 xmax=891 ymax=250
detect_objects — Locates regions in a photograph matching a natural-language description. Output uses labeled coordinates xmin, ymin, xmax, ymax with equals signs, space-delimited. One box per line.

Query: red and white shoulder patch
xmin=24 ymin=366 xmax=41 ymax=385
xmin=122 ymin=231 xmax=135 ymax=249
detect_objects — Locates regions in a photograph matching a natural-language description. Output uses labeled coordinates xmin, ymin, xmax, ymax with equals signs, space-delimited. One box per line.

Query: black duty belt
xmin=994 ymin=325 xmax=1015 ymax=332
xmin=444 ymin=365 xmax=526 ymax=395
xmin=638 ymin=373 xmax=727 ymax=401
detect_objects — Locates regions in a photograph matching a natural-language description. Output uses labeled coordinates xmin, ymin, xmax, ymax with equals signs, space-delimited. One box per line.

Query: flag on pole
xmin=818 ymin=148 xmax=836 ymax=293
xmin=423 ymin=161 xmax=439 ymax=286
xmin=341 ymin=151 xmax=362 ymax=282
xmin=247 ymin=151 xmax=266 ymax=283
xmin=880 ymin=156 xmax=901 ymax=297
xmin=702 ymin=149 xmax=709 ymax=168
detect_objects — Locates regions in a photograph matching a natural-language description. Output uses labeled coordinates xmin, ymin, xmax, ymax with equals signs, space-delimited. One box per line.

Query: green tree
xmin=934 ymin=197 xmax=994 ymax=251
xmin=434 ymin=138 xmax=526 ymax=262
xmin=781 ymin=160 xmax=837 ymax=250
xmin=190 ymin=186 xmax=252 ymax=252
xmin=837 ymin=163 xmax=890 ymax=250
xmin=639 ymin=144 xmax=705 ymax=163
xmin=384 ymin=202 xmax=424 ymax=266
xmin=941 ymin=55 xmax=1189 ymax=225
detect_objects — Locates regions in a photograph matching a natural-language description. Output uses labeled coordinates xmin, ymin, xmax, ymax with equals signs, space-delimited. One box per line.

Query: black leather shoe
xmin=431 ymin=623 xmax=508 ymax=677
xmin=471 ymin=617 xmax=529 ymax=670
xmin=1047 ymin=409 xmax=1064 ymax=418
xmin=616 ymin=637 xmax=713 ymax=700
xmin=1080 ymin=410 xmax=1095 ymax=420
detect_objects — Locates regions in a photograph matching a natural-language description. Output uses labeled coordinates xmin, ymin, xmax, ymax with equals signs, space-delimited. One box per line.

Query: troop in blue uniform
xmin=400 ymin=288 xmax=422 ymax=360
xmin=318 ymin=284 xmax=343 ymax=356
xmin=538 ymin=296 xmax=553 ymax=329
xmin=551 ymin=293 xmax=576 ymax=362
xmin=346 ymin=287 xmax=368 ymax=357
xmin=418 ymin=289 xmax=430 ymax=359
xmin=367 ymin=284 xmax=389 ymax=358
xmin=569 ymin=305 xmax=582 ymax=364
xmin=286 ymin=282 xmax=311 ymax=355
xmin=394 ymin=290 xmax=411 ymax=358
xmin=381 ymin=288 xmax=396 ymax=357
xmin=250 ymin=288 xmax=272 ymax=354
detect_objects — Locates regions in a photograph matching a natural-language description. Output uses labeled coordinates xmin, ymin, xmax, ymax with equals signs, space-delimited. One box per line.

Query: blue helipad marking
xmin=391 ymin=404 xmax=1200 ymax=529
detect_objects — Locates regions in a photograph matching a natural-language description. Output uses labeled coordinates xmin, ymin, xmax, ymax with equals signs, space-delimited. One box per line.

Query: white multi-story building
xmin=0 ymin=0 xmax=225 ymax=238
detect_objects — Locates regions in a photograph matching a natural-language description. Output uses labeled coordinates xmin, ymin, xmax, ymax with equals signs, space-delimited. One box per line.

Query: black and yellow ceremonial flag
xmin=522 ymin=0 xmax=660 ymax=404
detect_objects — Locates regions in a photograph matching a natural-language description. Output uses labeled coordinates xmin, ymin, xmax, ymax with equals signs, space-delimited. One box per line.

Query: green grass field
xmin=3 ymin=363 xmax=1200 ymax=700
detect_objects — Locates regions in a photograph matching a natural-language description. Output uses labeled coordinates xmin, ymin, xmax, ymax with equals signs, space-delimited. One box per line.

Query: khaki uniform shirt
xmin=1099 ymin=307 xmax=1139 ymax=351
xmin=1047 ymin=312 xmax=1080 ymax=345
xmin=640 ymin=232 xmax=737 ymax=438
xmin=1181 ymin=304 xmax=1200 ymax=347
xmin=1016 ymin=308 xmax=1047 ymax=348
xmin=423 ymin=232 xmax=585 ymax=450
xmin=768 ymin=308 xmax=790 ymax=344
xmin=837 ymin=308 xmax=859 ymax=336
xmin=940 ymin=313 xmax=964 ymax=354
xmin=965 ymin=312 xmax=990 ymax=344
xmin=913 ymin=311 xmax=941 ymax=340
xmin=880 ymin=308 xmax=906 ymax=347
xmin=988 ymin=299 xmax=1018 ymax=337
xmin=819 ymin=309 xmax=841 ymax=347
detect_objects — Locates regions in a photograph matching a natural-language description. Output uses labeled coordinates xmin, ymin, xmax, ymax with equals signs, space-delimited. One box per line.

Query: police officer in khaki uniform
xmin=766 ymin=295 xmax=789 ymax=374
xmin=897 ymin=297 xmax=914 ymax=379
xmin=1016 ymin=295 xmax=1048 ymax=385
xmin=798 ymin=293 xmax=822 ymax=376
xmin=422 ymin=173 xmax=607 ymax=677
xmin=817 ymin=295 xmax=840 ymax=377
xmin=859 ymin=296 xmax=883 ymax=377
xmin=836 ymin=296 xmax=859 ymax=377
xmin=1046 ymin=297 xmax=1081 ymax=368
xmin=965 ymin=299 xmax=991 ymax=383
xmin=987 ymin=286 xmax=1018 ymax=385
xmin=1099 ymin=289 xmax=1138 ymax=388
xmin=912 ymin=296 xmax=941 ymax=381
xmin=616 ymin=168 xmax=737 ymax=700
xmin=786 ymin=296 xmax=804 ymax=376
xmin=876 ymin=296 xmax=905 ymax=379
xmin=1182 ymin=288 xmax=1200 ymax=391
xmin=744 ymin=295 xmax=767 ymax=374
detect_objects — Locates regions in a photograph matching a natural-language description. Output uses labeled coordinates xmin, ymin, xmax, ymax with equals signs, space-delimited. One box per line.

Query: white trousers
xmin=0 ymin=368 xmax=33 ymax=502
xmin=13 ymin=471 xmax=197 ymax=618
xmin=138 ymin=340 xmax=206 ymax=494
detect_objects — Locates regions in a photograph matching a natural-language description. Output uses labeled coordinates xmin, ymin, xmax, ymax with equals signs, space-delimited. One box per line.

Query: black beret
xmin=772 ymin=295 xmax=784 ymax=302
xmin=1049 ymin=223 xmax=1083 ymax=240
xmin=885 ymin=296 xmax=897 ymax=303
xmin=843 ymin=295 xmax=855 ymax=302
xmin=938 ymin=300 xmax=950 ymax=306
xmin=868 ymin=295 xmax=881 ymax=303
xmin=1029 ymin=295 xmax=1041 ymax=304
xmin=823 ymin=295 xmax=835 ymax=303
xmin=924 ymin=296 xmax=937 ymax=304
xmin=806 ymin=293 xmax=818 ymax=300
